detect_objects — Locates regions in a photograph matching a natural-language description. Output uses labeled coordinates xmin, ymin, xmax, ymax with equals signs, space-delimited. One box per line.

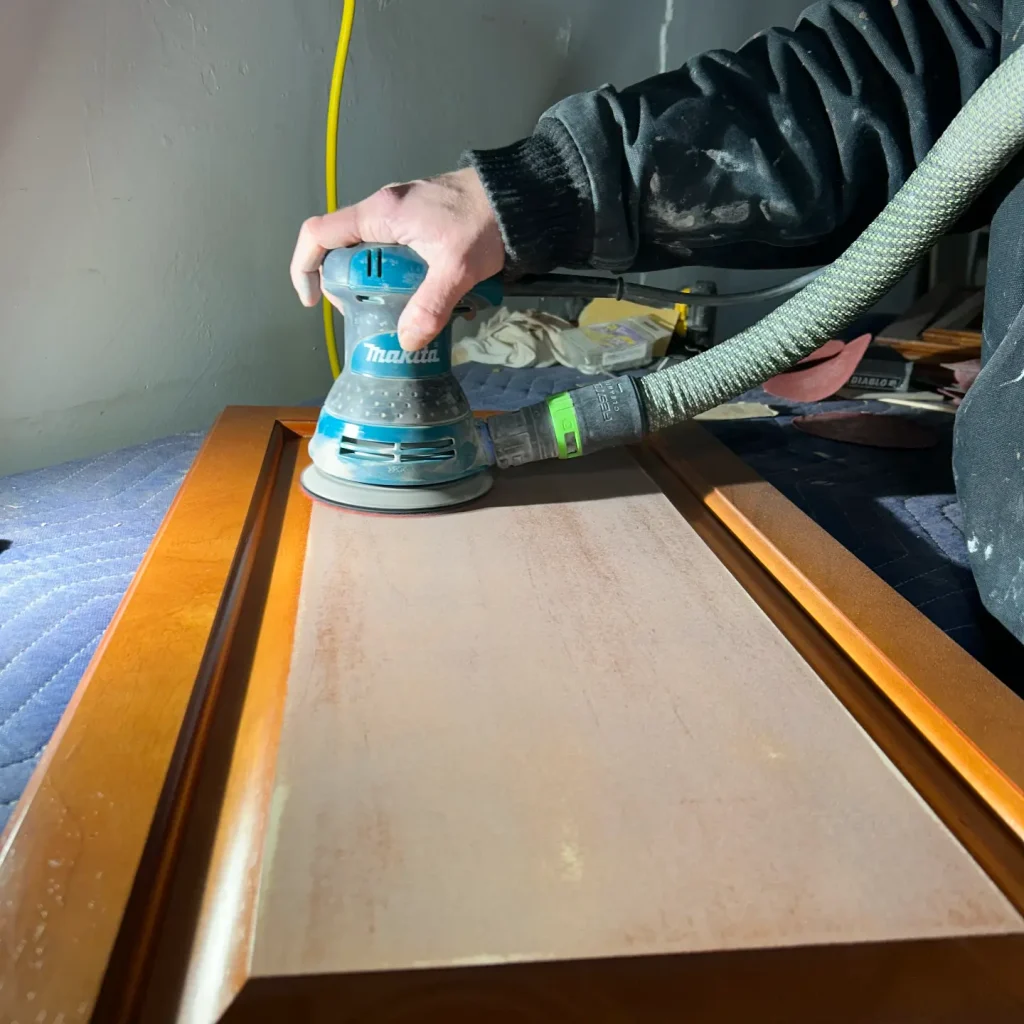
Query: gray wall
xmin=0 ymin=0 xmax=811 ymax=475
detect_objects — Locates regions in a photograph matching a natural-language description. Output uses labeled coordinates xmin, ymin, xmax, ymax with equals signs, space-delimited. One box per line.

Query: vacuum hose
xmin=484 ymin=45 xmax=1024 ymax=468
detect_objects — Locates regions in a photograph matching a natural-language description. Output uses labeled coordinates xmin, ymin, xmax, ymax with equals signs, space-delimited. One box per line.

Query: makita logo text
xmin=362 ymin=344 xmax=440 ymax=364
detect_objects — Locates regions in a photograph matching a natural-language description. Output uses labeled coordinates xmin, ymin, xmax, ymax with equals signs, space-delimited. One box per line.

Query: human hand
xmin=290 ymin=168 xmax=505 ymax=351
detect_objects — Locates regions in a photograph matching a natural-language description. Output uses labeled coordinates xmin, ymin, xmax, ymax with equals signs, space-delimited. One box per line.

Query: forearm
xmin=463 ymin=0 xmax=1001 ymax=275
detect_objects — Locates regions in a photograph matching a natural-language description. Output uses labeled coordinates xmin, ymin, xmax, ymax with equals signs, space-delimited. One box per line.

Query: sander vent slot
xmin=364 ymin=247 xmax=384 ymax=278
xmin=339 ymin=434 xmax=456 ymax=464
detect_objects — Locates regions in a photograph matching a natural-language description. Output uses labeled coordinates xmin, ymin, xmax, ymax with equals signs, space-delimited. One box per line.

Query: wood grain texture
xmin=651 ymin=425 xmax=1024 ymax=842
xmin=0 ymin=407 xmax=309 ymax=1024
xmin=921 ymin=327 xmax=984 ymax=351
xmin=251 ymin=451 xmax=1021 ymax=980
xmin=875 ymin=337 xmax=982 ymax=361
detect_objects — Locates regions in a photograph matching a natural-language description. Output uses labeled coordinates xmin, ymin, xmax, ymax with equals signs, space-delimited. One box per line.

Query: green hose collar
xmin=546 ymin=392 xmax=582 ymax=459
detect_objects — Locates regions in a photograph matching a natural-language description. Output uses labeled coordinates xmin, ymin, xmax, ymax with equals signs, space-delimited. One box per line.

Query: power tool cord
xmin=323 ymin=0 xmax=357 ymax=379
xmin=505 ymin=268 xmax=822 ymax=308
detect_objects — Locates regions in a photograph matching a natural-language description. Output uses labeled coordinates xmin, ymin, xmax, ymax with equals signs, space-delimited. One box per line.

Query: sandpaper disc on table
xmin=792 ymin=412 xmax=938 ymax=449
xmin=763 ymin=334 xmax=873 ymax=402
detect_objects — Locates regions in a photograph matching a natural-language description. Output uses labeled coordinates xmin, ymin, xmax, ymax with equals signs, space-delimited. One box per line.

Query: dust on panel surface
xmin=253 ymin=451 xmax=1022 ymax=977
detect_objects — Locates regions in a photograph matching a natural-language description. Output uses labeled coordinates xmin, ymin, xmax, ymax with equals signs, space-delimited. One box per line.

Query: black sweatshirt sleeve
xmin=462 ymin=0 xmax=1002 ymax=274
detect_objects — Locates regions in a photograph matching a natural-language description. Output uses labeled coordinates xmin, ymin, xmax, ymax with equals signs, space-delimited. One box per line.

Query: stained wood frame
xmin=1 ymin=405 xmax=1022 ymax=1023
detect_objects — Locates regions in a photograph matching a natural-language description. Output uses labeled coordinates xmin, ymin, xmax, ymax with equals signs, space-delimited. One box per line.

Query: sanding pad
xmin=300 ymin=464 xmax=493 ymax=514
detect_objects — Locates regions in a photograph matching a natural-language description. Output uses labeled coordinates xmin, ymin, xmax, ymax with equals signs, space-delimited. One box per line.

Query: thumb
xmin=397 ymin=262 xmax=471 ymax=351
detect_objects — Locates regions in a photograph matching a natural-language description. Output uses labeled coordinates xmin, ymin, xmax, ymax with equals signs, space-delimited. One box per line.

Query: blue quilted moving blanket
xmin=0 ymin=436 xmax=204 ymax=826
xmin=1 ymin=366 xmax=1014 ymax=828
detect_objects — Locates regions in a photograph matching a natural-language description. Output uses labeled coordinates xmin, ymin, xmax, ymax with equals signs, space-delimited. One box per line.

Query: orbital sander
xmin=301 ymin=245 xmax=503 ymax=512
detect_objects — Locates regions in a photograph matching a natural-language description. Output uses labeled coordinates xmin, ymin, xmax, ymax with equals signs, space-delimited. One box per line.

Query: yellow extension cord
xmin=323 ymin=0 xmax=357 ymax=378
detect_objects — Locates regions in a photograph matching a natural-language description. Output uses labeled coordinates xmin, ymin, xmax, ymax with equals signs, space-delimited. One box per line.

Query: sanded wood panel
xmin=252 ymin=451 xmax=1021 ymax=978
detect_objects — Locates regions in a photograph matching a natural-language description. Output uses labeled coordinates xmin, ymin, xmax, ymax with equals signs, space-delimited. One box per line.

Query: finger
xmin=290 ymin=205 xmax=375 ymax=306
xmin=320 ymin=269 xmax=346 ymax=313
xmin=397 ymin=262 xmax=471 ymax=351
xmin=290 ymin=210 xmax=360 ymax=306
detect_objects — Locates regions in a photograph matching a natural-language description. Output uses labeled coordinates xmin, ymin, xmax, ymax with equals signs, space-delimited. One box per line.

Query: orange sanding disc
xmin=763 ymin=334 xmax=873 ymax=402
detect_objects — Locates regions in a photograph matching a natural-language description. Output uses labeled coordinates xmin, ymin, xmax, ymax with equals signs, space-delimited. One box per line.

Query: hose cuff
xmin=483 ymin=377 xmax=647 ymax=470
xmin=483 ymin=403 xmax=560 ymax=469
xmin=572 ymin=377 xmax=648 ymax=454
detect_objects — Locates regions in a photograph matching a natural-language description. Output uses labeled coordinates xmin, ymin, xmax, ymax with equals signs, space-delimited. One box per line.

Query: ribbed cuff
xmin=460 ymin=121 xmax=593 ymax=274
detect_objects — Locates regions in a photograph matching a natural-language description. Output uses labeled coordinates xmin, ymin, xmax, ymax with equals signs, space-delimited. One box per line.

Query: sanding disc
xmin=300 ymin=464 xmax=493 ymax=514
xmin=763 ymin=334 xmax=873 ymax=402
xmin=792 ymin=412 xmax=938 ymax=449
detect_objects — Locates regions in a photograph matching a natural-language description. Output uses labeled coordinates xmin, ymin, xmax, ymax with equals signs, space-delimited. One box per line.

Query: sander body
xmin=301 ymin=244 xmax=503 ymax=512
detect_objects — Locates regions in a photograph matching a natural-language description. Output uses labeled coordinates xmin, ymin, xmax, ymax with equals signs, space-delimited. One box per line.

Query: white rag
xmin=453 ymin=308 xmax=572 ymax=368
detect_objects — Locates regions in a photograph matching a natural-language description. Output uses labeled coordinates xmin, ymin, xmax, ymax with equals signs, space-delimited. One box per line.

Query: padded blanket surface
xmin=0 ymin=435 xmax=204 ymax=826
xmin=0 ymin=367 xmax=1012 ymax=828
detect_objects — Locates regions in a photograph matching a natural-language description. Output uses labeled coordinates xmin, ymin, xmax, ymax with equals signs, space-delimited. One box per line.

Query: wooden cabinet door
xmin=2 ymin=408 xmax=1023 ymax=1024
